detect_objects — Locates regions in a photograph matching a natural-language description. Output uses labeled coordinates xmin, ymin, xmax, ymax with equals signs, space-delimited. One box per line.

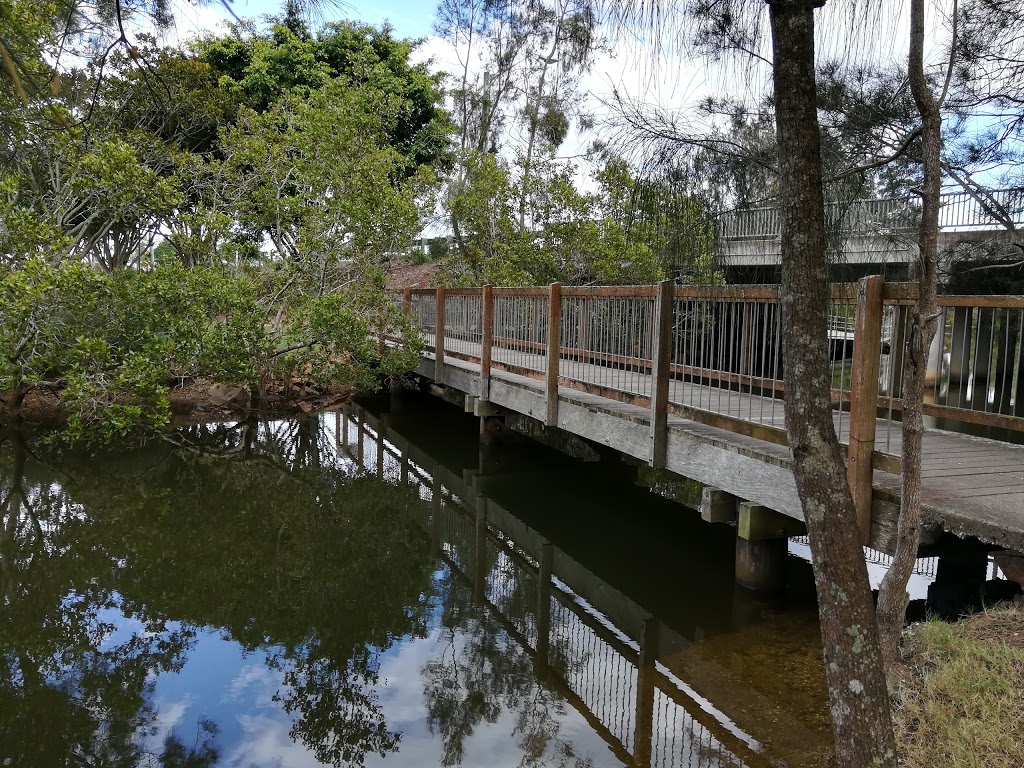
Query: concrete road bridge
xmin=715 ymin=189 xmax=1024 ymax=273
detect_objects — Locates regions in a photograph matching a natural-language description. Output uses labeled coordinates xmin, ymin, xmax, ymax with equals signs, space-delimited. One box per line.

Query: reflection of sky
xmin=114 ymin=583 xmax=623 ymax=767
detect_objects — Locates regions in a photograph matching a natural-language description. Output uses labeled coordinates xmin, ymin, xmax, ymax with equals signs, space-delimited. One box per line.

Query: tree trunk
xmin=769 ymin=1 xmax=898 ymax=765
xmin=875 ymin=0 xmax=942 ymax=675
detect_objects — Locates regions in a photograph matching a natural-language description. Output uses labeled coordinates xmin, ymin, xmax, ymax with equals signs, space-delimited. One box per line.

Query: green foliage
xmin=443 ymin=150 xmax=665 ymax=286
xmin=0 ymin=259 xmax=422 ymax=441
xmin=193 ymin=19 xmax=452 ymax=175
xmin=1 ymin=260 xmax=263 ymax=440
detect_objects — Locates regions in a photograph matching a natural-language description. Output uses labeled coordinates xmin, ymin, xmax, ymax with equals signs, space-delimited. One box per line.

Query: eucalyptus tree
xmin=436 ymin=0 xmax=602 ymax=252
xmin=600 ymin=1 xmax=902 ymax=764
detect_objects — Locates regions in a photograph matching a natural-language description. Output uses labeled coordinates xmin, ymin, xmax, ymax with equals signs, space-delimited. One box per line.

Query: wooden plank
xmin=673 ymin=284 xmax=780 ymax=300
xmin=546 ymin=283 xmax=561 ymax=426
xmin=847 ymin=275 xmax=884 ymax=544
xmin=492 ymin=287 xmax=549 ymax=297
xmin=561 ymin=285 xmax=656 ymax=298
xmin=937 ymin=295 xmax=1024 ymax=309
xmin=881 ymin=282 xmax=918 ymax=302
xmin=435 ymin=286 xmax=446 ymax=384
xmin=402 ymin=287 xmax=412 ymax=319
xmin=443 ymin=287 xmax=483 ymax=296
xmin=480 ymin=285 xmax=494 ymax=401
xmin=649 ymin=280 xmax=673 ymax=467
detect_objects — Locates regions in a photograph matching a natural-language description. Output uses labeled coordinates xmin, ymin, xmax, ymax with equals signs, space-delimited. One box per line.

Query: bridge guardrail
xmin=717 ymin=188 xmax=1024 ymax=239
xmin=399 ymin=281 xmax=1024 ymax=541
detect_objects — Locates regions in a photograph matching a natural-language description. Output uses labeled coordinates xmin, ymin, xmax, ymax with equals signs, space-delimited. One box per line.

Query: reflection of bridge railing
xmin=716 ymin=188 xmax=1024 ymax=240
xmin=336 ymin=408 xmax=769 ymax=768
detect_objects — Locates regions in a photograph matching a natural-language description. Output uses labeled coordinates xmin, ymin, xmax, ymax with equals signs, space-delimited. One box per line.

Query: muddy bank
xmin=0 ymin=378 xmax=353 ymax=428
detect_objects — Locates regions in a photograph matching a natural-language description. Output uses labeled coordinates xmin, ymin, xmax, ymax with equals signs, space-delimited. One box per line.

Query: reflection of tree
xmin=1 ymin=416 xmax=438 ymax=768
xmin=421 ymin=559 xmax=593 ymax=768
xmin=0 ymin=430 xmax=203 ymax=768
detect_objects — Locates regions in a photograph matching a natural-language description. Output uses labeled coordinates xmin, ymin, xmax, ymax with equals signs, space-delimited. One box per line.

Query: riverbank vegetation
xmin=894 ymin=604 xmax=1024 ymax=767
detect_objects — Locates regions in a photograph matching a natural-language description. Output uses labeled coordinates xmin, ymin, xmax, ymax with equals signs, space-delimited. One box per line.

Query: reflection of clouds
xmin=138 ymin=697 xmax=191 ymax=757
xmin=224 ymin=715 xmax=323 ymax=768
xmin=225 ymin=663 xmax=278 ymax=705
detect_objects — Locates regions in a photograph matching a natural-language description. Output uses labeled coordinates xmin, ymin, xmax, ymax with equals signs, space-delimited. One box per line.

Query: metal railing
xmin=400 ymin=280 xmax=1024 ymax=537
xmin=717 ymin=188 xmax=1024 ymax=240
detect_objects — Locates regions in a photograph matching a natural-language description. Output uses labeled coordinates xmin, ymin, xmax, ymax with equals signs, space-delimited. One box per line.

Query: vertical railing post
xmin=481 ymin=285 xmax=494 ymax=401
xmin=649 ymin=280 xmax=673 ymax=468
xmin=546 ymin=283 xmax=562 ymax=427
xmin=535 ymin=541 xmax=553 ymax=669
xmin=847 ymin=275 xmax=884 ymax=544
xmin=435 ymin=286 xmax=446 ymax=385
xmin=633 ymin=616 xmax=658 ymax=768
xmin=402 ymin=287 xmax=412 ymax=321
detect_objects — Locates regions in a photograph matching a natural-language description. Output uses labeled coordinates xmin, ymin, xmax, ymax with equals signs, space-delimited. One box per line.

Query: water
xmin=0 ymin=392 xmax=1003 ymax=768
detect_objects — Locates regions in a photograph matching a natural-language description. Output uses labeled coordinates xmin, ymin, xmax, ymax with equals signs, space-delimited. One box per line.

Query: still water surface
xmin=1 ymin=391 xmax=970 ymax=767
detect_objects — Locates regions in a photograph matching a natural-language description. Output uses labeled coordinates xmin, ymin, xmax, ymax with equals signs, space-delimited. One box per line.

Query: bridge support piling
xmin=735 ymin=503 xmax=802 ymax=592
xmin=735 ymin=538 xmax=788 ymax=593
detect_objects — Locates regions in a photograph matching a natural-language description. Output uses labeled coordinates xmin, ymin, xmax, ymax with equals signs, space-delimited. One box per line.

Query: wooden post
xmin=847 ymin=275 xmax=884 ymax=544
xmin=535 ymin=541 xmax=553 ymax=668
xmin=435 ymin=286 xmax=446 ymax=385
xmin=578 ymin=297 xmax=590 ymax=361
xmin=545 ymin=283 xmax=562 ymax=427
xmin=357 ymin=417 xmax=365 ymax=466
xmin=341 ymin=404 xmax=349 ymax=449
xmin=402 ymin=287 xmax=412 ymax=320
xmin=481 ymin=285 xmax=494 ymax=401
xmin=376 ymin=422 xmax=385 ymax=479
xmin=633 ymin=617 xmax=658 ymax=768
xmin=430 ymin=472 xmax=442 ymax=556
xmin=474 ymin=499 xmax=488 ymax=601
xmin=649 ymin=280 xmax=673 ymax=468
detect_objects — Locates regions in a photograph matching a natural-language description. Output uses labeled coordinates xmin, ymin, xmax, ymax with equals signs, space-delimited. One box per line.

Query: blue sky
xmin=178 ymin=1 xmax=436 ymax=40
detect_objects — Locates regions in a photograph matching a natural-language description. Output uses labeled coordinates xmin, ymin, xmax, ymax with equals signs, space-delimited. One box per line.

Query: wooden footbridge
xmin=394 ymin=280 xmax=1024 ymax=556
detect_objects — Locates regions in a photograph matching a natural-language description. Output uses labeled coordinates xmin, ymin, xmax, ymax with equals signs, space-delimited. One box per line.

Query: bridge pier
xmin=735 ymin=503 xmax=803 ymax=592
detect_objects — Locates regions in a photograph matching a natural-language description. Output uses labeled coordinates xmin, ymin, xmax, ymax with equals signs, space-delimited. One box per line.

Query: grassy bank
xmin=894 ymin=603 xmax=1024 ymax=767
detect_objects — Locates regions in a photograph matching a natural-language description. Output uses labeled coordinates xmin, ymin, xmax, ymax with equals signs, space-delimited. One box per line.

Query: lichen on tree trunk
xmin=768 ymin=0 xmax=898 ymax=765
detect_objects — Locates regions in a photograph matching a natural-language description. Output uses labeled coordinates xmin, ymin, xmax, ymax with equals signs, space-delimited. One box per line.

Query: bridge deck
xmin=419 ymin=334 xmax=1024 ymax=552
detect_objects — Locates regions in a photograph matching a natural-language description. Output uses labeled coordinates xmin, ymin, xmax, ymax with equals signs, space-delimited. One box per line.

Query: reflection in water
xmin=2 ymin=397 xmax=1006 ymax=767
